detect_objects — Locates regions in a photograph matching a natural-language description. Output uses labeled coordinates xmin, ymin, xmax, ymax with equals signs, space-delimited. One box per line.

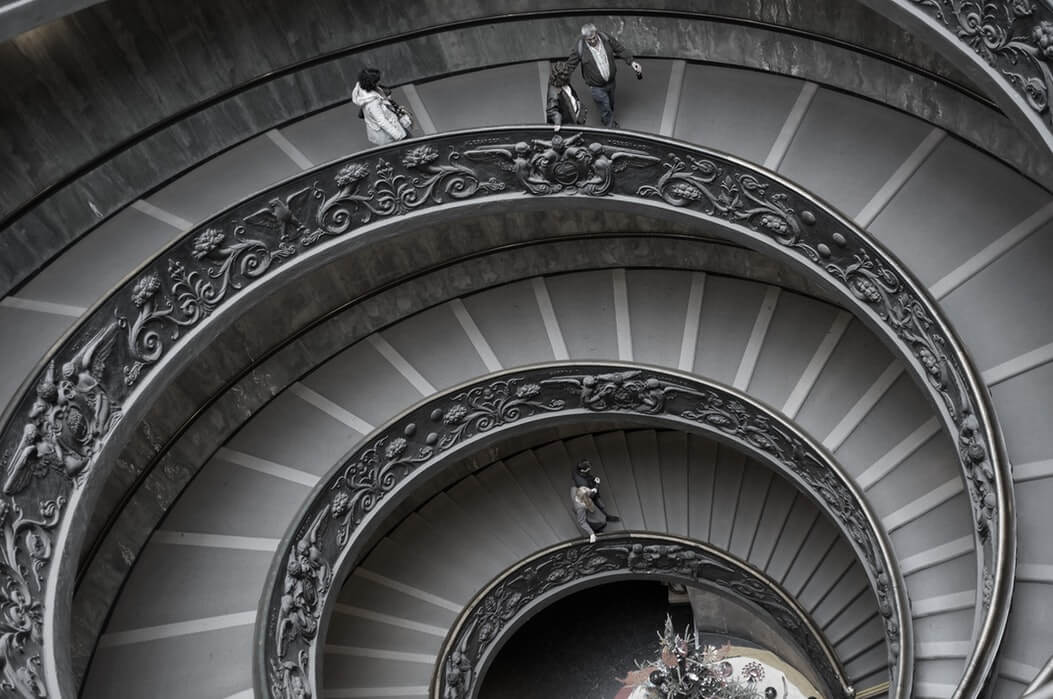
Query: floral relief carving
xmin=0 ymin=497 xmax=63 ymax=698
xmin=638 ymin=155 xmax=819 ymax=257
xmin=271 ymin=508 xmax=331 ymax=699
xmin=315 ymin=147 xmax=504 ymax=242
xmin=910 ymin=0 xmax=1053 ymax=124
xmin=0 ymin=129 xmax=1003 ymax=697
xmin=435 ymin=536 xmax=852 ymax=699
xmin=637 ymin=150 xmax=998 ymax=546
xmin=263 ymin=367 xmax=910 ymax=699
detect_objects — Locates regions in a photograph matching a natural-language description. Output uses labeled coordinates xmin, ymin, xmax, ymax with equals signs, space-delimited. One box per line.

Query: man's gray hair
xmin=580 ymin=23 xmax=597 ymax=37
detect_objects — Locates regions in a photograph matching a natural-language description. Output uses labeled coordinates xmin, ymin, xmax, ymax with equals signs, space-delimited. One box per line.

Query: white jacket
xmin=351 ymin=82 xmax=406 ymax=145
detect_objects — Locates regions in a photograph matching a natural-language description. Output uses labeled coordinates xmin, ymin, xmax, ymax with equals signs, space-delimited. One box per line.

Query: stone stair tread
xmin=339 ymin=570 xmax=459 ymax=629
xmin=626 ymin=430 xmax=669 ymax=532
xmin=505 ymin=449 xmax=579 ymax=541
xmin=325 ymin=612 xmax=445 ymax=654
xmin=474 ymin=461 xmax=561 ymax=547
xmin=594 ymin=431 xmax=648 ymax=531
xmin=728 ymin=459 xmax=774 ymax=561
xmin=363 ymin=535 xmax=478 ymax=605
xmin=747 ymin=479 xmax=798 ymax=570
xmin=445 ymin=475 xmax=538 ymax=558
xmin=417 ymin=492 xmax=518 ymax=572
xmin=388 ymin=512 xmax=499 ymax=585
xmin=657 ymin=431 xmax=690 ymax=537
xmin=685 ymin=435 xmax=718 ymax=542
xmin=709 ymin=446 xmax=747 ymax=550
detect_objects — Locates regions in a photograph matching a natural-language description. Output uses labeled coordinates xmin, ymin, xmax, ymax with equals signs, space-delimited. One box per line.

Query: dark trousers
xmin=590 ymin=81 xmax=616 ymax=126
xmin=592 ymin=491 xmax=611 ymax=516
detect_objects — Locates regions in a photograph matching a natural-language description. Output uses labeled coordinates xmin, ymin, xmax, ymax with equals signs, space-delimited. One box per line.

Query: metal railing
xmin=0 ymin=127 xmax=1012 ymax=698
xmin=433 ymin=533 xmax=855 ymax=698
xmin=258 ymin=365 xmax=906 ymax=698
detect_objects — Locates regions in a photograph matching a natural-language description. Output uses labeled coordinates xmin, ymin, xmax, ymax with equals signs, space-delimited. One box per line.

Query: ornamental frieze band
xmin=258 ymin=365 xmax=911 ymax=699
xmin=0 ymin=128 xmax=1010 ymax=698
xmin=433 ymin=535 xmax=852 ymax=699
xmin=905 ymin=0 xmax=1053 ymax=130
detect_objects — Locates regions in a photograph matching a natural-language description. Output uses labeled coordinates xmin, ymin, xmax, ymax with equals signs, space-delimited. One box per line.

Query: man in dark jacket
xmin=545 ymin=61 xmax=586 ymax=130
xmin=573 ymin=459 xmax=620 ymax=521
xmin=563 ymin=23 xmax=642 ymax=128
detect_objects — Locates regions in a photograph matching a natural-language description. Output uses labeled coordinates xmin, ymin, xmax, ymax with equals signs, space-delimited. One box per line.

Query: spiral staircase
xmin=2 ymin=2 xmax=1053 ymax=699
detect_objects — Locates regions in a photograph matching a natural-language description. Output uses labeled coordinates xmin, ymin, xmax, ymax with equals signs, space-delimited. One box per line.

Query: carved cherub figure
xmin=580 ymin=141 xmax=660 ymax=195
xmin=466 ymin=140 xmax=556 ymax=194
xmin=444 ymin=649 xmax=473 ymax=698
xmin=3 ymin=323 xmax=121 ymax=494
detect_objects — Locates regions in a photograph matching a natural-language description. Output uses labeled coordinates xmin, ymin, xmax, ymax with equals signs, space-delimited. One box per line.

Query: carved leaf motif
xmin=908 ymin=0 xmax=1053 ymax=125
xmin=437 ymin=537 xmax=851 ymax=699
xmin=0 ymin=129 xmax=1000 ymax=698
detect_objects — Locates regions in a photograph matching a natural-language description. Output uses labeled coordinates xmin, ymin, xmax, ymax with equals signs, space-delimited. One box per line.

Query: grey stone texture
xmin=70 ymin=213 xmax=830 ymax=683
xmin=1 ymin=1 xmax=1045 ymax=296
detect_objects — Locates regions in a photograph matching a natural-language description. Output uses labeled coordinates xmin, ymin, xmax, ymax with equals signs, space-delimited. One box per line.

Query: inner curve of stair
xmin=83 ymin=267 xmax=975 ymax=698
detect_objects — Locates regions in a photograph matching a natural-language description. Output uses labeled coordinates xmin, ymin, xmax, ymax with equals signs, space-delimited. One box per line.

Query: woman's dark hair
xmin=357 ymin=67 xmax=382 ymax=92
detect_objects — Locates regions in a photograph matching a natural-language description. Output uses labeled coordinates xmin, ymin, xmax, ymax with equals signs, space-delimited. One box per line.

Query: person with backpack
xmin=545 ymin=60 xmax=587 ymax=130
xmin=563 ymin=23 xmax=643 ymax=128
xmin=352 ymin=67 xmax=411 ymax=145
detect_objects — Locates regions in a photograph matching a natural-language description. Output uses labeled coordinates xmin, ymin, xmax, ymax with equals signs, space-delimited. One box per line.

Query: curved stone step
xmin=0 ymin=17 xmax=1037 ymax=696
xmin=326 ymin=428 xmax=884 ymax=694
xmin=82 ymin=268 xmax=977 ymax=697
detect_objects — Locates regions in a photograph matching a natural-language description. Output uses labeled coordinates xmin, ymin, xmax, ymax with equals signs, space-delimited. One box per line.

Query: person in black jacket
xmin=563 ymin=23 xmax=642 ymax=128
xmin=545 ymin=61 xmax=586 ymax=130
xmin=573 ymin=459 xmax=620 ymax=521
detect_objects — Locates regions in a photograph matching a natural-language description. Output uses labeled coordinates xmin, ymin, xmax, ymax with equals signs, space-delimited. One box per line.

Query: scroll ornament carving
xmin=0 ymin=323 xmax=122 ymax=696
xmin=3 ymin=322 xmax=122 ymax=496
xmin=264 ymin=368 xmax=904 ymax=699
xmin=0 ymin=130 xmax=999 ymax=697
xmin=636 ymin=152 xmax=996 ymax=544
xmin=314 ymin=146 xmax=505 ymax=243
xmin=0 ymin=497 xmax=62 ymax=698
xmin=270 ymin=378 xmax=564 ymax=697
xmin=436 ymin=538 xmax=851 ymax=699
xmin=0 ymin=131 xmax=1000 ymax=537
xmin=542 ymin=370 xmax=902 ymax=676
xmin=910 ymin=0 xmax=1053 ymax=123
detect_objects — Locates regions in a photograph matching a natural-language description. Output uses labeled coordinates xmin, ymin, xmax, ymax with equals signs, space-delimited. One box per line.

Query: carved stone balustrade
xmin=0 ymin=127 xmax=1013 ymax=698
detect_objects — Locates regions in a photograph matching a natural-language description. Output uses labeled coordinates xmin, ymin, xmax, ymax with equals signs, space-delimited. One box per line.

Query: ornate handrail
xmin=432 ymin=533 xmax=853 ymax=698
xmin=0 ymin=4 xmax=993 ymax=249
xmin=259 ymin=365 xmax=906 ymax=698
xmin=0 ymin=127 xmax=1010 ymax=698
xmin=862 ymin=0 xmax=1053 ymax=152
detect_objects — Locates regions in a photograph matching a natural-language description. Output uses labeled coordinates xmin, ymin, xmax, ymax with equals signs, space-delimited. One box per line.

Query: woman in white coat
xmin=352 ymin=67 xmax=407 ymax=145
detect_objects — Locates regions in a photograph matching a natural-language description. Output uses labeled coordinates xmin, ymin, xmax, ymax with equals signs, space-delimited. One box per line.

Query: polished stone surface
xmin=2 ymin=9 xmax=1043 ymax=296
xmin=70 ymin=229 xmax=827 ymax=681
